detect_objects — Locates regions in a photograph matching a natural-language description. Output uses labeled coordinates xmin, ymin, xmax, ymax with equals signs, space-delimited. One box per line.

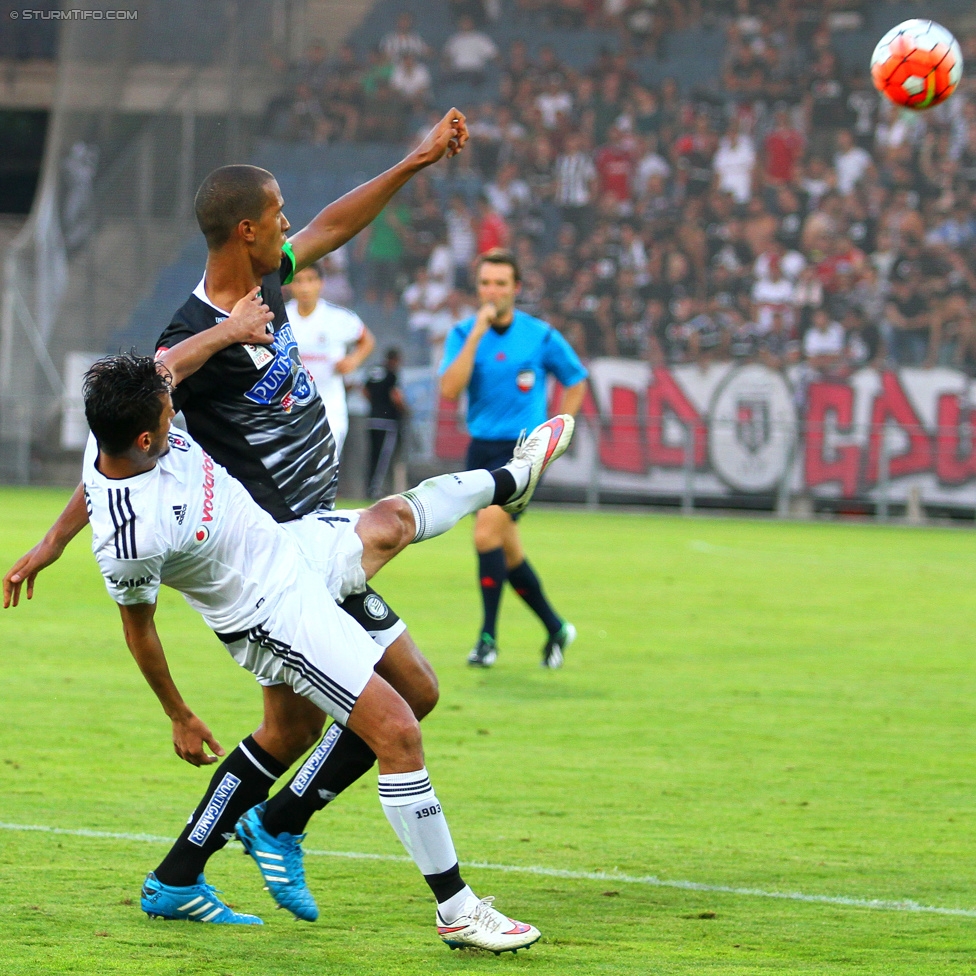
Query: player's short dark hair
xmin=84 ymin=353 xmax=171 ymax=456
xmin=194 ymin=164 xmax=276 ymax=250
xmin=475 ymin=248 xmax=521 ymax=284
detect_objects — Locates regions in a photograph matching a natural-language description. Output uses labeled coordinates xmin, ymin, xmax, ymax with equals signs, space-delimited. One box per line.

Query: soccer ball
xmin=870 ymin=19 xmax=963 ymax=111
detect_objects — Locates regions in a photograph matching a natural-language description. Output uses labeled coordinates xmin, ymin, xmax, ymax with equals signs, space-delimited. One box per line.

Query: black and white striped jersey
xmin=83 ymin=429 xmax=301 ymax=634
xmin=155 ymin=246 xmax=339 ymax=523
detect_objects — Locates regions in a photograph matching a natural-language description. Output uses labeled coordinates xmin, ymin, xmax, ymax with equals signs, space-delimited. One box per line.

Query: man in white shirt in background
xmin=443 ymin=15 xmax=499 ymax=86
xmin=713 ymin=115 xmax=756 ymax=205
xmin=286 ymin=262 xmax=375 ymax=456
xmin=403 ymin=265 xmax=452 ymax=367
xmin=834 ymin=128 xmax=873 ymax=197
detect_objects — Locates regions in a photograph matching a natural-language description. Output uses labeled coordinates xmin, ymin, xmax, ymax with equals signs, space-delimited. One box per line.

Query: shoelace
xmin=470 ymin=896 xmax=504 ymax=933
xmin=511 ymin=430 xmax=528 ymax=455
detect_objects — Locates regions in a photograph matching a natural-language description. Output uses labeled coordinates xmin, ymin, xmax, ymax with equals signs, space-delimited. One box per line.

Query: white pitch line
xmin=2 ymin=820 xmax=974 ymax=919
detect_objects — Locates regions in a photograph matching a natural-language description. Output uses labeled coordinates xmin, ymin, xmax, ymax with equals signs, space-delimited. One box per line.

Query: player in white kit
xmin=285 ymin=261 xmax=374 ymax=456
xmin=75 ymin=353 xmax=574 ymax=951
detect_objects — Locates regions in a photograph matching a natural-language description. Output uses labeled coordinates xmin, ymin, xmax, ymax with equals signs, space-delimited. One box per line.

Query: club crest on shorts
xmin=516 ymin=369 xmax=536 ymax=392
xmin=364 ymin=593 xmax=388 ymax=620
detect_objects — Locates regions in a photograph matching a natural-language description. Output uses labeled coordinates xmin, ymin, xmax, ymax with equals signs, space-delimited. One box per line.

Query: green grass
xmin=2 ymin=486 xmax=975 ymax=974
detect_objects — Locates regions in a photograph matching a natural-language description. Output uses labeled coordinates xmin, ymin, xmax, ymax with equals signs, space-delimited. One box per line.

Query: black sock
xmin=154 ymin=735 xmax=287 ymax=887
xmin=425 ymin=862 xmax=466 ymax=903
xmin=508 ymin=559 xmax=562 ymax=635
xmin=478 ymin=547 xmax=506 ymax=640
xmin=489 ymin=468 xmax=517 ymax=506
xmin=261 ymin=723 xmax=377 ymax=838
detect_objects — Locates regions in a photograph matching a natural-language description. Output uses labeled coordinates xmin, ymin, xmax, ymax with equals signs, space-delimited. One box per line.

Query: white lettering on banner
xmin=431 ymin=359 xmax=976 ymax=507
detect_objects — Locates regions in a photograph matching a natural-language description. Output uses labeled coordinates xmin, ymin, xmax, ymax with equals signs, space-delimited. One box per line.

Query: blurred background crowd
xmin=264 ymin=0 xmax=976 ymax=381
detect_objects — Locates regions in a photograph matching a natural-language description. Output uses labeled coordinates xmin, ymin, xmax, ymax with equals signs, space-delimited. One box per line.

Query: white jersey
xmin=83 ymin=430 xmax=301 ymax=635
xmin=285 ymin=298 xmax=363 ymax=452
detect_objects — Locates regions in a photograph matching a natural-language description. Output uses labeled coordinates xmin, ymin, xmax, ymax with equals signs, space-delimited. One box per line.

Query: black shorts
xmin=339 ymin=584 xmax=405 ymax=648
xmin=466 ymin=438 xmax=522 ymax=520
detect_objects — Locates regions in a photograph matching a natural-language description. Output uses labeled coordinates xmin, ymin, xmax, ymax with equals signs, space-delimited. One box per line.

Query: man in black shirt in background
xmin=365 ymin=347 xmax=407 ymax=498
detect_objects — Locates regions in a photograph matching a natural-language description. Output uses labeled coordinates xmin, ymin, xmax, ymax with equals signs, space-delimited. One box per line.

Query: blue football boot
xmin=141 ymin=872 xmax=262 ymax=924
xmin=235 ymin=803 xmax=319 ymax=921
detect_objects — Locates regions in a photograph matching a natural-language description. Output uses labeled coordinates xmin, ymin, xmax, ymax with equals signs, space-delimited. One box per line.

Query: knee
xmin=473 ymin=521 xmax=500 ymax=552
xmin=260 ymin=710 xmax=326 ymax=765
xmin=364 ymin=498 xmax=415 ymax=553
xmin=378 ymin=712 xmax=424 ymax=766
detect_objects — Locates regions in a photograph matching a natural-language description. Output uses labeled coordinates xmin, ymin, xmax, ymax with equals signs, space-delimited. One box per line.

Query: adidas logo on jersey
xmin=172 ymin=504 xmax=187 ymax=525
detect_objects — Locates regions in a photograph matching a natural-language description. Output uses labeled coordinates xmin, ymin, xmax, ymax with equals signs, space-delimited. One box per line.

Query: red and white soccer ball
xmin=870 ymin=19 xmax=963 ymax=111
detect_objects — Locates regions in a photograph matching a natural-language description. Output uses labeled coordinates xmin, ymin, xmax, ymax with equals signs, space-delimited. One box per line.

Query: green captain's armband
xmin=281 ymin=240 xmax=297 ymax=285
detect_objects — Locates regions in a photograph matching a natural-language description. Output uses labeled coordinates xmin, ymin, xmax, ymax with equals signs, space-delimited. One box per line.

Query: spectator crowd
xmin=267 ymin=0 xmax=976 ymax=381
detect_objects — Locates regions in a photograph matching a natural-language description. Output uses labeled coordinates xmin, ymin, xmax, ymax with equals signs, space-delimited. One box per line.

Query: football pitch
xmin=2 ymin=486 xmax=975 ymax=975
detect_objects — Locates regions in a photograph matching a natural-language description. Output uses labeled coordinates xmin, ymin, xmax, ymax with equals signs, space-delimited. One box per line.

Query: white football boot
xmin=437 ymin=895 xmax=541 ymax=954
xmin=501 ymin=414 xmax=575 ymax=515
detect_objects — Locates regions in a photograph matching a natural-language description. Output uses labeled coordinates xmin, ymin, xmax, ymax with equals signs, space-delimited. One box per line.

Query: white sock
xmin=437 ymin=885 xmax=477 ymax=924
xmin=507 ymin=458 xmax=530 ymax=495
xmin=377 ymin=768 xmax=459 ymax=875
xmin=400 ymin=470 xmax=495 ymax=543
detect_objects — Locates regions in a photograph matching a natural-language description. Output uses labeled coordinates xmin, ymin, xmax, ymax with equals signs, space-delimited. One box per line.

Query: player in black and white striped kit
xmin=78 ymin=353 xmax=571 ymax=948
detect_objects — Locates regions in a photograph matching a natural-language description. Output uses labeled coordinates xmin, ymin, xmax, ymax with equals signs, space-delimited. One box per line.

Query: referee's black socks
xmin=261 ymin=723 xmax=377 ymax=838
xmin=154 ymin=735 xmax=286 ymax=887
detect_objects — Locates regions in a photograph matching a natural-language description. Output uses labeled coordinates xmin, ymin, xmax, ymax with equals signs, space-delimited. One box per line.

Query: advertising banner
xmin=425 ymin=360 xmax=976 ymax=508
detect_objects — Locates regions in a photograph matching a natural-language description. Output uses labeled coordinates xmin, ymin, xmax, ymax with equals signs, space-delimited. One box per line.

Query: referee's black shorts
xmin=466 ymin=437 xmax=523 ymax=519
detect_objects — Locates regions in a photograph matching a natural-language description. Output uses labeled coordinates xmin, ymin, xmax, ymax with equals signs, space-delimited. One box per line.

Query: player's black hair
xmin=385 ymin=346 xmax=402 ymax=363
xmin=83 ymin=353 xmax=171 ymax=456
xmin=476 ymin=247 xmax=521 ymax=284
xmin=194 ymin=164 xmax=276 ymax=250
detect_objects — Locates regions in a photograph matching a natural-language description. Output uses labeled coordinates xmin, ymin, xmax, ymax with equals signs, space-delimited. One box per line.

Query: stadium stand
xmin=187 ymin=0 xmax=972 ymax=385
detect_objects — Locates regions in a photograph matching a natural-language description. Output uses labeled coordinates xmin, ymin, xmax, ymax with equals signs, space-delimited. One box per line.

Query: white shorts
xmin=220 ymin=570 xmax=384 ymax=726
xmin=283 ymin=511 xmax=368 ymax=602
xmin=281 ymin=511 xmax=407 ymax=651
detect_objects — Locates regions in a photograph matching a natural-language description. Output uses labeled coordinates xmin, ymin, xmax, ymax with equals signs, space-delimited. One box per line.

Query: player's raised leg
xmin=357 ymin=414 xmax=575 ymax=579
xmin=346 ymin=672 xmax=540 ymax=954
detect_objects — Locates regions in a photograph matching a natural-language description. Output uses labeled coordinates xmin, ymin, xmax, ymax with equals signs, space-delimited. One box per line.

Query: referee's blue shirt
xmin=439 ymin=309 xmax=588 ymax=441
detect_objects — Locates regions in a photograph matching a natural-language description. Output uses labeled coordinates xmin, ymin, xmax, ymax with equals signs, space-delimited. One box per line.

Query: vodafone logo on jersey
xmin=201 ymin=453 xmax=216 ymax=522
xmin=194 ymin=525 xmax=210 ymax=544
xmin=516 ymin=369 xmax=536 ymax=392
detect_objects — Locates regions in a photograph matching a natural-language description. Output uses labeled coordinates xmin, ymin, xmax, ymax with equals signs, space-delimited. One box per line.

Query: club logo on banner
xmin=708 ymin=365 xmax=797 ymax=493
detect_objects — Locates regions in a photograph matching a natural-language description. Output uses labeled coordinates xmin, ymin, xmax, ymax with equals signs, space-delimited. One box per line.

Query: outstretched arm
xmin=3 ymin=483 xmax=89 ymax=608
xmin=289 ymin=109 xmax=468 ymax=273
xmin=119 ymin=602 xmax=225 ymax=767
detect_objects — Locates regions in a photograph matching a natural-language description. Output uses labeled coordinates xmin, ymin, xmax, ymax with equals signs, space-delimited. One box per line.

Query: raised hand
xmin=411 ymin=108 xmax=469 ymax=166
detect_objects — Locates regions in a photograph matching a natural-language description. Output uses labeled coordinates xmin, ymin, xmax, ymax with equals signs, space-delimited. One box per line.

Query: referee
xmin=440 ymin=249 xmax=588 ymax=668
